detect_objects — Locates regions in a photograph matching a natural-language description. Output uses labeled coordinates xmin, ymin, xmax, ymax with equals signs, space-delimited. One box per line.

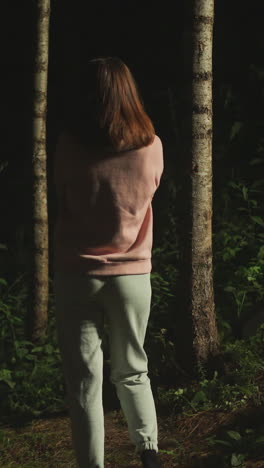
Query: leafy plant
xmin=213 ymin=177 xmax=264 ymax=340
xmin=157 ymin=325 xmax=264 ymax=414
xmin=207 ymin=424 xmax=264 ymax=467
xmin=0 ymin=275 xmax=65 ymax=422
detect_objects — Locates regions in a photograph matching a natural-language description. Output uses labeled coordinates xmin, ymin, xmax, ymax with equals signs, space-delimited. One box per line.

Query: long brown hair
xmin=64 ymin=57 xmax=155 ymax=152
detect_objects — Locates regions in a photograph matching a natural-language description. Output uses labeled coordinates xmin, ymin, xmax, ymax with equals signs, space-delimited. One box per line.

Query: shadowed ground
xmin=1 ymin=403 xmax=264 ymax=467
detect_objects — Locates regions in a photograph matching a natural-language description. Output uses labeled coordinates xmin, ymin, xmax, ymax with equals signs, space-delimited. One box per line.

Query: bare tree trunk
xmin=177 ymin=0 xmax=220 ymax=375
xmin=26 ymin=0 xmax=50 ymax=343
xmin=191 ymin=0 xmax=219 ymax=364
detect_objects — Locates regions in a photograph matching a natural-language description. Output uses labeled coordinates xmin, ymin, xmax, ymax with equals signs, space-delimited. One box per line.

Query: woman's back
xmin=53 ymin=131 xmax=163 ymax=275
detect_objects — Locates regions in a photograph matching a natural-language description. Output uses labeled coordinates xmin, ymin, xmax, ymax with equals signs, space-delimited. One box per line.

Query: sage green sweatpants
xmin=54 ymin=272 xmax=159 ymax=468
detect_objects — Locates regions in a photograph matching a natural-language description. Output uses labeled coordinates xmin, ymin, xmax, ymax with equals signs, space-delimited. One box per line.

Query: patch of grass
xmin=156 ymin=325 xmax=264 ymax=417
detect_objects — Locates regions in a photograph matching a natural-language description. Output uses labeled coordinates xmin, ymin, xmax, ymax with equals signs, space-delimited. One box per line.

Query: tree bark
xmin=177 ymin=0 xmax=220 ymax=375
xmin=191 ymin=0 xmax=220 ymax=365
xmin=26 ymin=0 xmax=50 ymax=343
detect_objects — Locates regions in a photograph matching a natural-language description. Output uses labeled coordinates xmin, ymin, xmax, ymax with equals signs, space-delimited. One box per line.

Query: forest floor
xmin=1 ymin=402 xmax=264 ymax=467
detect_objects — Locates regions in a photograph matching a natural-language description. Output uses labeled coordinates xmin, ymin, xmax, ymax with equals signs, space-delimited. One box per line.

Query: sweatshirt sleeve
xmin=154 ymin=135 xmax=164 ymax=189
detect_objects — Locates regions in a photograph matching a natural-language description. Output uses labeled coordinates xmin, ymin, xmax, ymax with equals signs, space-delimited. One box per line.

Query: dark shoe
xmin=140 ymin=449 xmax=162 ymax=468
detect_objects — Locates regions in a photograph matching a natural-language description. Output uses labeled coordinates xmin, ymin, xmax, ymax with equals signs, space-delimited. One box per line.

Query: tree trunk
xmin=26 ymin=0 xmax=50 ymax=343
xmin=191 ymin=0 xmax=219 ymax=365
xmin=177 ymin=0 xmax=220 ymax=375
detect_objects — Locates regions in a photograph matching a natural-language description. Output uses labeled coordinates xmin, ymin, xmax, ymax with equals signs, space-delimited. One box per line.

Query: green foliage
xmin=0 ymin=275 xmax=65 ymax=422
xmin=157 ymin=325 xmax=264 ymax=414
xmin=206 ymin=424 xmax=264 ymax=467
xmin=213 ymin=177 xmax=264 ymax=340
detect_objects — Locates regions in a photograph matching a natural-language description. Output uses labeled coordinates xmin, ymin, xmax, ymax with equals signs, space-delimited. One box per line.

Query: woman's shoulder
xmin=136 ymin=134 xmax=162 ymax=152
xmin=153 ymin=134 xmax=162 ymax=147
xmin=145 ymin=134 xmax=163 ymax=152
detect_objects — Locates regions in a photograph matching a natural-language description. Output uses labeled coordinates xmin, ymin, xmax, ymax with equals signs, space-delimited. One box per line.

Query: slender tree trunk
xmin=191 ymin=0 xmax=219 ymax=364
xmin=26 ymin=0 xmax=50 ymax=342
xmin=177 ymin=0 xmax=220 ymax=374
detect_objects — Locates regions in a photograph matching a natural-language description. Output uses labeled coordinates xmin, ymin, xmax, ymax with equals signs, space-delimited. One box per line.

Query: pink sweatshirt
xmin=53 ymin=132 xmax=164 ymax=275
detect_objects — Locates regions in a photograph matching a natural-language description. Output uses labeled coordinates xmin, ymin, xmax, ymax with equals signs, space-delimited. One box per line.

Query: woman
xmin=53 ymin=57 xmax=164 ymax=468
